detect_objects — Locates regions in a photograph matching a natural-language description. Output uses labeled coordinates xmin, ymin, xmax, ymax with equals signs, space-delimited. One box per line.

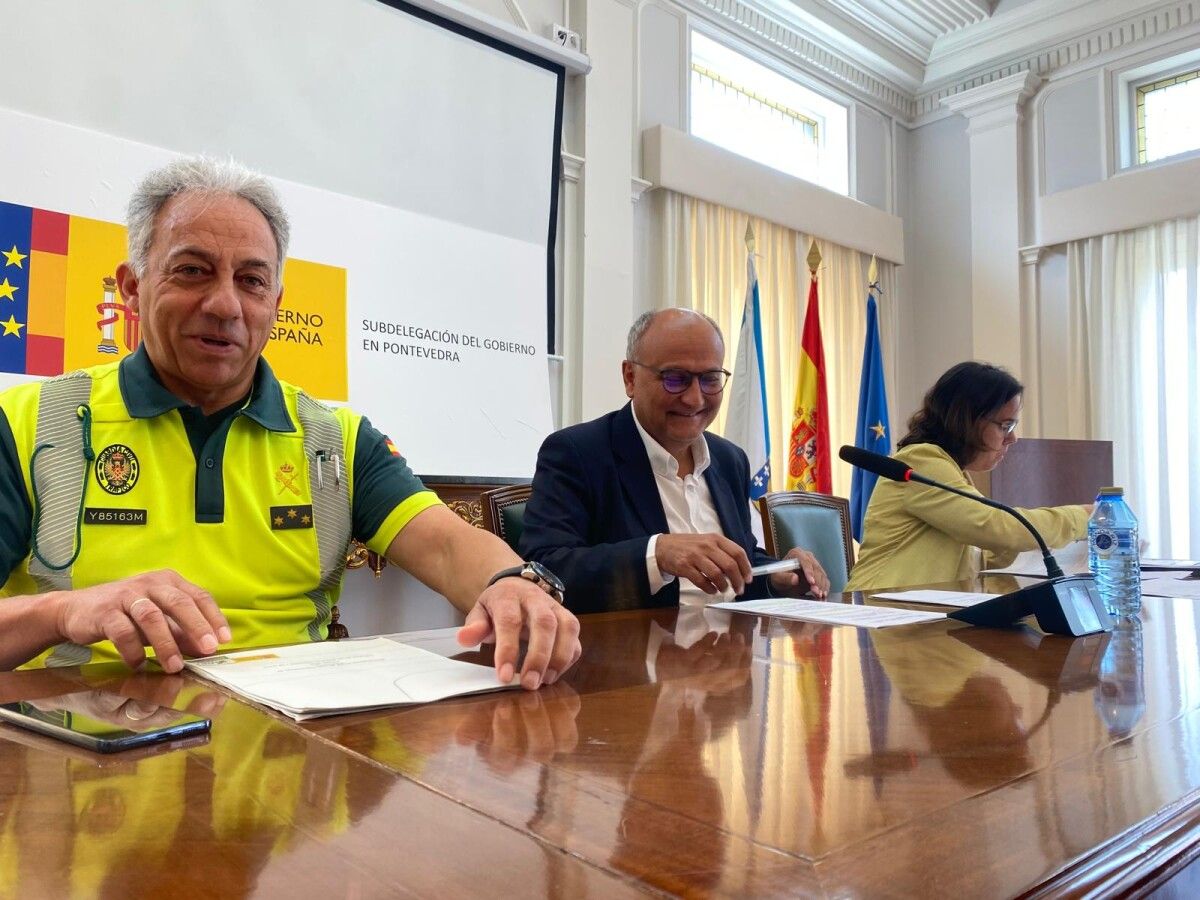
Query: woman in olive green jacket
xmin=846 ymin=362 xmax=1089 ymax=592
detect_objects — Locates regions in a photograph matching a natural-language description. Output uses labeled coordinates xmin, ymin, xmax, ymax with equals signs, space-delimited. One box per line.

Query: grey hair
xmin=625 ymin=308 xmax=724 ymax=360
xmin=126 ymin=156 xmax=290 ymax=282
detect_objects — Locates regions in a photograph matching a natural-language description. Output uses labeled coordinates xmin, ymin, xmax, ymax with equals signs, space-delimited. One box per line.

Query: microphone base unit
xmin=948 ymin=574 xmax=1114 ymax=636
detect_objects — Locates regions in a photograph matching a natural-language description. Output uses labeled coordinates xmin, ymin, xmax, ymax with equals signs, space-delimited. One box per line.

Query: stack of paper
xmin=980 ymin=540 xmax=1091 ymax=578
xmin=710 ymin=597 xmax=945 ymax=628
xmin=870 ymin=590 xmax=1000 ymax=608
xmin=1142 ymin=578 xmax=1200 ymax=599
xmin=1141 ymin=559 xmax=1200 ymax=573
xmin=185 ymin=637 xmax=514 ymax=720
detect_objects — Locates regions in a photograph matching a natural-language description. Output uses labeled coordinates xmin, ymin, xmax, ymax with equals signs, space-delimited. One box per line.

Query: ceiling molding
xmin=681 ymin=0 xmax=918 ymax=118
xmin=912 ymin=0 xmax=1200 ymax=122
xmin=676 ymin=0 xmax=1200 ymax=126
xmin=940 ymin=71 xmax=1042 ymax=132
xmin=927 ymin=0 xmax=1160 ymax=81
xmin=748 ymin=0 xmax=929 ymax=88
xmin=560 ymin=152 xmax=584 ymax=184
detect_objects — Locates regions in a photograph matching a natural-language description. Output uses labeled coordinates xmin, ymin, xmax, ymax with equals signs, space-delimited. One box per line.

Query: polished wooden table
xmin=2 ymin=580 xmax=1200 ymax=898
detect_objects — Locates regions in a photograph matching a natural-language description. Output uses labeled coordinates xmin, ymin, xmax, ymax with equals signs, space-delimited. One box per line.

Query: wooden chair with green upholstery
xmin=757 ymin=491 xmax=855 ymax=593
xmin=480 ymin=483 xmax=533 ymax=553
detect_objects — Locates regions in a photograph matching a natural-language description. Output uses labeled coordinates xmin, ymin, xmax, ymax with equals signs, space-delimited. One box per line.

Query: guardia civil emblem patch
xmin=95 ymin=444 xmax=139 ymax=495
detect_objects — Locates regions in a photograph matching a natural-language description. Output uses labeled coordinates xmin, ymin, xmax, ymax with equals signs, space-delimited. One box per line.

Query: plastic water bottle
xmin=1087 ymin=487 xmax=1141 ymax=618
xmin=1094 ymin=619 xmax=1145 ymax=738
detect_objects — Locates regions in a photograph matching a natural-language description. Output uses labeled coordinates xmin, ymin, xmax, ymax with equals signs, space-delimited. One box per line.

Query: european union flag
xmin=850 ymin=282 xmax=890 ymax=541
xmin=0 ymin=202 xmax=32 ymax=375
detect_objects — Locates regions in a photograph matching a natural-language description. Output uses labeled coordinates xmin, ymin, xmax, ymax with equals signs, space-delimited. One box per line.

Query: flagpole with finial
xmin=726 ymin=219 xmax=771 ymax=509
xmin=868 ymin=254 xmax=880 ymax=296
xmin=850 ymin=252 xmax=892 ymax=541
xmin=807 ymin=240 xmax=822 ymax=278
xmin=788 ymin=239 xmax=831 ymax=493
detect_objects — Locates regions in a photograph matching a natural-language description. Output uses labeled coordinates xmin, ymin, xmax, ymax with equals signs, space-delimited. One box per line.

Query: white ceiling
xmin=813 ymin=0 xmax=995 ymax=61
xmin=749 ymin=0 xmax=1176 ymax=93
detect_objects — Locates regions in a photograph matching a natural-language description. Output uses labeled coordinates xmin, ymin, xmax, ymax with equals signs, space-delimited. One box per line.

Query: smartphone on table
xmin=0 ymin=690 xmax=211 ymax=753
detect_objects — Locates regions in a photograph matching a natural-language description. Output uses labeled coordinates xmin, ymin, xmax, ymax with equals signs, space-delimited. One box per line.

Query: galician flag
xmin=787 ymin=241 xmax=831 ymax=493
xmin=850 ymin=257 xmax=891 ymax=540
xmin=725 ymin=223 xmax=771 ymax=500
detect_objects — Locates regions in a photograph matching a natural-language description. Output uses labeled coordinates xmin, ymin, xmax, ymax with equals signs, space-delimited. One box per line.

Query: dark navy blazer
xmin=519 ymin=403 xmax=774 ymax=614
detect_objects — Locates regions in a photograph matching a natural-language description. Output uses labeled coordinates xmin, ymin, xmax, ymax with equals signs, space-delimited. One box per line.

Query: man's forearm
xmin=385 ymin=505 xmax=523 ymax=614
xmin=0 ymin=593 xmax=64 ymax=670
xmin=437 ymin=524 xmax=523 ymax=613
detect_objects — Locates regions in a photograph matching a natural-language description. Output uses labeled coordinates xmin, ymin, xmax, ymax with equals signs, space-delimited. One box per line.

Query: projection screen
xmin=0 ymin=0 xmax=565 ymax=477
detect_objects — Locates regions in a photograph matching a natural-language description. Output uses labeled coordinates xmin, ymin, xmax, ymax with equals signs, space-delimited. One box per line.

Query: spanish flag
xmin=786 ymin=242 xmax=831 ymax=493
xmin=0 ymin=196 xmax=348 ymax=400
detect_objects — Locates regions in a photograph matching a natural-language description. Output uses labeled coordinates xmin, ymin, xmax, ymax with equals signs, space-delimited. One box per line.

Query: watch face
xmin=526 ymin=561 xmax=565 ymax=594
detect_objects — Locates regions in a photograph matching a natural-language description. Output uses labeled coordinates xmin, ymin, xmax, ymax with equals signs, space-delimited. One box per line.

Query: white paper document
xmin=186 ymin=637 xmax=514 ymax=720
xmin=1141 ymin=578 xmax=1200 ymax=599
xmin=710 ymin=598 xmax=945 ymax=628
xmin=870 ymin=590 xmax=1001 ymax=608
xmin=980 ymin=541 xmax=1090 ymax=577
xmin=1141 ymin=559 xmax=1200 ymax=573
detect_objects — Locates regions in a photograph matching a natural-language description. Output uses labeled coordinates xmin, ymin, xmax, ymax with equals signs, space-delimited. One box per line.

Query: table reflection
xmin=1094 ymin=619 xmax=1146 ymax=738
xmin=0 ymin=673 xmax=392 ymax=898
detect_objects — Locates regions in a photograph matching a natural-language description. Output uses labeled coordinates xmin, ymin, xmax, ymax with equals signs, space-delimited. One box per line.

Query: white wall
xmin=372 ymin=0 xmax=1200 ymax=467
xmin=1023 ymin=37 xmax=1200 ymax=439
xmin=854 ymin=105 xmax=892 ymax=212
xmin=1039 ymin=73 xmax=1105 ymax=195
xmin=897 ymin=115 xmax=972 ymax=419
xmin=896 ymin=24 xmax=1200 ymax=440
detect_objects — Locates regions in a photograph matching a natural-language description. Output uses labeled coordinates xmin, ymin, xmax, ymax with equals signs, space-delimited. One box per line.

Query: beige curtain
xmin=660 ymin=191 xmax=900 ymax=500
xmin=1062 ymin=216 xmax=1200 ymax=558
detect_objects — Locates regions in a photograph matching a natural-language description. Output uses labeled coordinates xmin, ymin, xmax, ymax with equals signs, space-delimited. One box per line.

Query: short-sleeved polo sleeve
xmin=350 ymin=417 xmax=442 ymax=553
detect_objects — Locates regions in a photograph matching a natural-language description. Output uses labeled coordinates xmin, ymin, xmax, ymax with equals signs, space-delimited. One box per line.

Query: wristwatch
xmin=487 ymin=561 xmax=566 ymax=604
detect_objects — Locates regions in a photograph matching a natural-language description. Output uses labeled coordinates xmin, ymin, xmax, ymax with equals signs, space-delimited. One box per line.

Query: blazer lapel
xmin=612 ymin=403 xmax=669 ymax=536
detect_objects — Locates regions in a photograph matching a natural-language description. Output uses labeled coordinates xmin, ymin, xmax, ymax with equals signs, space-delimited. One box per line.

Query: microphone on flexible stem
xmin=839 ymin=445 xmax=1066 ymax=578
xmin=839 ymin=445 xmax=1112 ymax=636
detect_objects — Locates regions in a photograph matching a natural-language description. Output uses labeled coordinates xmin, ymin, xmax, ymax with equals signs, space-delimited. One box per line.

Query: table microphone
xmin=838 ymin=445 xmax=1112 ymax=636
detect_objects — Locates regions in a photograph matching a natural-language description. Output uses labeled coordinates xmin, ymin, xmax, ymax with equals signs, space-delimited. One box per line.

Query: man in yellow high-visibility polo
xmin=0 ymin=157 xmax=580 ymax=689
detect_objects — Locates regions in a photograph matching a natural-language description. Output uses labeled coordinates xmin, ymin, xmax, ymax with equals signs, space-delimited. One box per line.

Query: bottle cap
xmin=1097 ymin=487 xmax=1124 ymax=496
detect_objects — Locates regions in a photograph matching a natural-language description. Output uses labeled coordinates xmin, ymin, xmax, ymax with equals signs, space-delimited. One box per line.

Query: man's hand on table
xmin=457 ymin=578 xmax=581 ymax=691
xmin=769 ymin=548 xmax=830 ymax=599
xmin=50 ymin=570 xmax=231 ymax=674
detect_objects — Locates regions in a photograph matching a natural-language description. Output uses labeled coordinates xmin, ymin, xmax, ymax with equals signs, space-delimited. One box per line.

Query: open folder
xmin=185 ymin=637 xmax=516 ymax=720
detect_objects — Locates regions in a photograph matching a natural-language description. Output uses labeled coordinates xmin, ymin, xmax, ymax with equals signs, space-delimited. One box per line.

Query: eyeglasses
xmin=630 ymin=361 xmax=731 ymax=395
xmin=990 ymin=418 xmax=1019 ymax=435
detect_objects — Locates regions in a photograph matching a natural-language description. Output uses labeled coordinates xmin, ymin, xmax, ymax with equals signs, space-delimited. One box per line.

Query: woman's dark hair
xmin=897 ymin=361 xmax=1023 ymax=467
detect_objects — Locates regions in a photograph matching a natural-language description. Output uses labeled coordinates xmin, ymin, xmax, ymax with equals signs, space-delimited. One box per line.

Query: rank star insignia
xmin=270 ymin=505 xmax=314 ymax=530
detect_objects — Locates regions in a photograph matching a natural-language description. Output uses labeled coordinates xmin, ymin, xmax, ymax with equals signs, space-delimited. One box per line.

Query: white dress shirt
xmin=631 ymin=409 xmax=735 ymax=605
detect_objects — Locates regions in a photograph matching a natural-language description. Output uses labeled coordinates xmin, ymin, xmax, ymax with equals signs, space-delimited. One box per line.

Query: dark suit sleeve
xmin=519 ymin=431 xmax=658 ymax=614
xmin=0 ymin=409 xmax=32 ymax=583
